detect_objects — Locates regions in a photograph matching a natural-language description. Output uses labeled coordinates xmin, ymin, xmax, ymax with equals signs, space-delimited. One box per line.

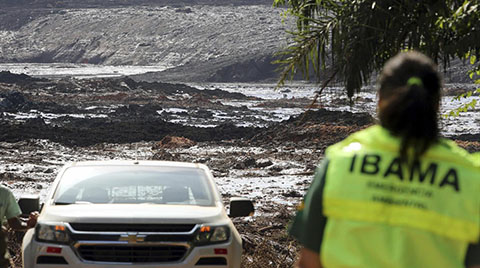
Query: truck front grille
xmin=70 ymin=223 xmax=196 ymax=233
xmin=77 ymin=245 xmax=188 ymax=263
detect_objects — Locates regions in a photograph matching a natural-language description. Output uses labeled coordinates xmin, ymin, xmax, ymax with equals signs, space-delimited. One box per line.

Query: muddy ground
xmin=1 ymin=71 xmax=480 ymax=267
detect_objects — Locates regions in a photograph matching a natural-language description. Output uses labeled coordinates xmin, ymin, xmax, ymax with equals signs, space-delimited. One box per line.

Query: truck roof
xmin=67 ymin=160 xmax=207 ymax=170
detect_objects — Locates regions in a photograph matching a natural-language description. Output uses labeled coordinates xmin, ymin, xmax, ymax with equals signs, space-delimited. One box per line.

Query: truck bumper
xmin=22 ymin=229 xmax=242 ymax=268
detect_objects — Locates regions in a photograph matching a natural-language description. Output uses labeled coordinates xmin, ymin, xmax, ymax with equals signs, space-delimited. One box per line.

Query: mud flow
xmin=1 ymin=71 xmax=479 ymax=267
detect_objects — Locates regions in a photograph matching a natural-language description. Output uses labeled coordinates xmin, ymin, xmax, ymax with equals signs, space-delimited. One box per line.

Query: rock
xmin=0 ymin=71 xmax=39 ymax=84
xmin=233 ymin=156 xmax=256 ymax=169
xmin=233 ymin=162 xmax=245 ymax=170
xmin=268 ymin=165 xmax=284 ymax=172
xmin=281 ymin=190 xmax=303 ymax=198
xmin=44 ymin=168 xmax=55 ymax=174
xmin=256 ymin=159 xmax=273 ymax=168
xmin=175 ymin=7 xmax=192 ymax=13
xmin=153 ymin=135 xmax=197 ymax=149
xmin=0 ymin=91 xmax=31 ymax=112
xmin=25 ymin=117 xmax=47 ymax=127
xmin=242 ymin=157 xmax=256 ymax=168
xmin=194 ymin=157 xmax=210 ymax=163
xmin=151 ymin=150 xmax=177 ymax=161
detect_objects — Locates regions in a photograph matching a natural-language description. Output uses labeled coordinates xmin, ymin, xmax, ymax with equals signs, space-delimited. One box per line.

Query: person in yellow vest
xmin=289 ymin=51 xmax=480 ymax=268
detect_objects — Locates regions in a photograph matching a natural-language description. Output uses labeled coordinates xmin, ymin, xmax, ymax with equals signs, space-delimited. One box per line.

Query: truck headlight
xmin=35 ymin=223 xmax=70 ymax=244
xmin=194 ymin=225 xmax=230 ymax=245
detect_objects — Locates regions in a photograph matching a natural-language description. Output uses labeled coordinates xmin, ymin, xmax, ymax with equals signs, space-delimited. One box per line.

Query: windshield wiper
xmin=55 ymin=201 xmax=94 ymax=205
xmin=54 ymin=201 xmax=73 ymax=205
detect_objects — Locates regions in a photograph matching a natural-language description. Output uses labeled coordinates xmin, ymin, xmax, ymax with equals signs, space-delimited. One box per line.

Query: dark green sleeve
xmin=288 ymin=158 xmax=329 ymax=252
xmin=465 ymin=242 xmax=480 ymax=266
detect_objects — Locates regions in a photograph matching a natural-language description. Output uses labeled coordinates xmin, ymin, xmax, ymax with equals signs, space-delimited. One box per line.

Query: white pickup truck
xmin=21 ymin=160 xmax=254 ymax=268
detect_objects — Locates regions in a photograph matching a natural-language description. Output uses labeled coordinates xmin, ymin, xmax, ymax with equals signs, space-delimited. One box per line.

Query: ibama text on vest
xmin=349 ymin=154 xmax=460 ymax=192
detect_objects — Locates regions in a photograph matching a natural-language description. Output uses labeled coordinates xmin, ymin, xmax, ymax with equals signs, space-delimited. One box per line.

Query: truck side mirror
xmin=229 ymin=197 xmax=254 ymax=217
xmin=18 ymin=195 xmax=40 ymax=217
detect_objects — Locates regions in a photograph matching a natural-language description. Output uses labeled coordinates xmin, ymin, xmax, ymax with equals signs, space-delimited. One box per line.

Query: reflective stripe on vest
xmin=321 ymin=125 xmax=480 ymax=267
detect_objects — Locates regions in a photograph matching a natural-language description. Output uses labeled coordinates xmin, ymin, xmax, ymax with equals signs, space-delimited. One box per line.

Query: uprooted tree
xmin=273 ymin=0 xmax=480 ymax=105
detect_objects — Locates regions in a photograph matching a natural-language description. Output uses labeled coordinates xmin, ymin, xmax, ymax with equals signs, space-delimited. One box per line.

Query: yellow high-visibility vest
xmin=321 ymin=125 xmax=480 ymax=268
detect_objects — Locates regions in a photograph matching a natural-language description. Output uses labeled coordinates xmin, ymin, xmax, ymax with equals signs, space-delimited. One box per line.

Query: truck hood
xmin=40 ymin=204 xmax=226 ymax=224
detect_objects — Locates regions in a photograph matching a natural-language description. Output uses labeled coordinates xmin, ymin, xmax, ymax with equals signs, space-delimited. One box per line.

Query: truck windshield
xmin=53 ymin=165 xmax=215 ymax=206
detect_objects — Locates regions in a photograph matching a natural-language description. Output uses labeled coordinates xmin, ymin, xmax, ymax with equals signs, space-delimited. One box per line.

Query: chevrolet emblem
xmin=119 ymin=233 xmax=146 ymax=244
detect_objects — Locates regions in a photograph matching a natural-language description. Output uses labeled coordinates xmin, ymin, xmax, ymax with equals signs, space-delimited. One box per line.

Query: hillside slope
xmin=0 ymin=4 xmax=290 ymax=81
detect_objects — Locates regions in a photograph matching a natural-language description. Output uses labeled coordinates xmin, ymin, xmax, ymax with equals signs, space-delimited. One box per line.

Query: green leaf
xmin=472 ymin=99 xmax=478 ymax=107
xmin=465 ymin=51 xmax=471 ymax=60
xmin=470 ymin=55 xmax=477 ymax=65
xmin=274 ymin=0 xmax=480 ymax=101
